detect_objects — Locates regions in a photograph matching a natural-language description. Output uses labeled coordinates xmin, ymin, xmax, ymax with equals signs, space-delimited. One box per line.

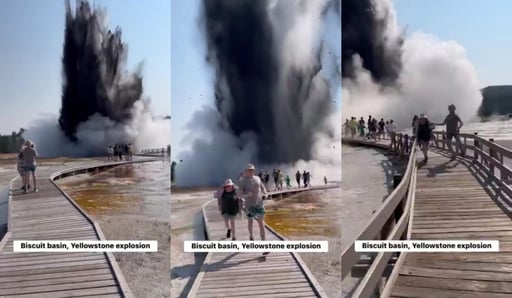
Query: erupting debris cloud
xmin=175 ymin=0 xmax=341 ymax=187
xmin=25 ymin=0 xmax=170 ymax=157
xmin=342 ymin=0 xmax=482 ymax=128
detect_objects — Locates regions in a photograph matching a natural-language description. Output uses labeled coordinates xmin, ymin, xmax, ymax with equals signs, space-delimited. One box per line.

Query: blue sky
xmin=171 ymin=0 xmax=214 ymax=160
xmin=0 ymin=0 xmax=170 ymax=135
xmin=171 ymin=0 xmax=341 ymax=160
xmin=394 ymin=0 xmax=512 ymax=88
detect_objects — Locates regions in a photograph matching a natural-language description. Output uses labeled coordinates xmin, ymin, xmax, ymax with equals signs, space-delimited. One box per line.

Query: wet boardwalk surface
xmin=190 ymin=187 xmax=336 ymax=298
xmin=0 ymin=159 xmax=156 ymax=297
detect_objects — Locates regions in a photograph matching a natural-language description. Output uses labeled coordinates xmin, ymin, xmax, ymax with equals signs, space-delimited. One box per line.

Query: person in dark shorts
xmin=416 ymin=114 xmax=434 ymax=163
xmin=378 ymin=118 xmax=385 ymax=140
xmin=295 ymin=170 xmax=301 ymax=188
xmin=214 ymin=179 xmax=240 ymax=240
xmin=22 ymin=140 xmax=38 ymax=193
xmin=435 ymin=104 xmax=464 ymax=160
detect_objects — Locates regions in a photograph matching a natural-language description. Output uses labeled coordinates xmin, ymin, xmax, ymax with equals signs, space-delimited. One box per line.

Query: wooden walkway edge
xmin=188 ymin=186 xmax=338 ymax=298
xmin=0 ymin=157 xmax=158 ymax=297
xmin=342 ymin=132 xmax=512 ymax=297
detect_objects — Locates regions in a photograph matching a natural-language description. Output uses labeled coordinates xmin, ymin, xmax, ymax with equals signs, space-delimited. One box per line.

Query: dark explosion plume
xmin=200 ymin=0 xmax=337 ymax=164
xmin=342 ymin=0 xmax=403 ymax=85
xmin=59 ymin=0 xmax=143 ymax=141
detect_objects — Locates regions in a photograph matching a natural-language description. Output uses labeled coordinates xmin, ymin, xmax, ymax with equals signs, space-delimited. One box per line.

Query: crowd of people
xmin=343 ymin=116 xmax=397 ymax=141
xmin=344 ymin=104 xmax=465 ymax=164
xmin=214 ymin=163 xmax=328 ymax=247
xmin=107 ymin=143 xmax=133 ymax=161
xmin=16 ymin=140 xmax=38 ymax=194
xmin=254 ymin=169 xmax=321 ymax=191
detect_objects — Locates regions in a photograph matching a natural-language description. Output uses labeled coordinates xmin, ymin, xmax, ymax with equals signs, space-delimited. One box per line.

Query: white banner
xmin=355 ymin=240 xmax=499 ymax=252
xmin=13 ymin=240 xmax=158 ymax=252
xmin=184 ymin=240 xmax=328 ymax=252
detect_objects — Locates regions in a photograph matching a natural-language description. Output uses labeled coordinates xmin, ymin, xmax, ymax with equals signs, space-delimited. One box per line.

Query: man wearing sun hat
xmin=238 ymin=163 xmax=268 ymax=246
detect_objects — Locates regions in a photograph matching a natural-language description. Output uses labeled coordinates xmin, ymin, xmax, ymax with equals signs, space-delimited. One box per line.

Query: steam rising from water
xmin=175 ymin=0 xmax=341 ymax=187
xmin=25 ymin=0 xmax=169 ymax=157
xmin=342 ymin=0 xmax=482 ymax=128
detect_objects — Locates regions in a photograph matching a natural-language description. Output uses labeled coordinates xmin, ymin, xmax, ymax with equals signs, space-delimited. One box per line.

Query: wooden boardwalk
xmin=390 ymin=151 xmax=512 ymax=298
xmin=0 ymin=160 xmax=148 ymax=297
xmin=342 ymin=133 xmax=512 ymax=297
xmin=190 ymin=186 xmax=338 ymax=298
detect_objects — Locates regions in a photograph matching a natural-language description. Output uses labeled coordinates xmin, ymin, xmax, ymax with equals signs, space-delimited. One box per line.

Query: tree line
xmin=0 ymin=128 xmax=26 ymax=154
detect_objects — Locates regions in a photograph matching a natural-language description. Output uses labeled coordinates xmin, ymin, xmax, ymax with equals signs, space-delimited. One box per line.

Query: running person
xmin=416 ymin=114 xmax=433 ymax=163
xmin=285 ymin=175 xmax=291 ymax=189
xmin=435 ymin=104 xmax=464 ymax=160
xmin=214 ymin=179 xmax=240 ymax=240
xmin=238 ymin=164 xmax=268 ymax=253
xmin=295 ymin=170 xmax=301 ymax=188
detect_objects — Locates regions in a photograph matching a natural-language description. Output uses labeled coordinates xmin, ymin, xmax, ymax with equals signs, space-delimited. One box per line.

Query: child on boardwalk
xmin=285 ymin=175 xmax=291 ymax=189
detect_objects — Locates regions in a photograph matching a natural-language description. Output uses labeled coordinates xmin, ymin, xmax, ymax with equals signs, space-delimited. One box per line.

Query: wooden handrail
xmin=341 ymin=133 xmax=417 ymax=297
xmin=343 ymin=129 xmax=512 ymax=297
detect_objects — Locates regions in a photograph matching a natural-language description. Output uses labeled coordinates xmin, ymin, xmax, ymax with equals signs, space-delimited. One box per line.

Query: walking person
xmin=343 ymin=119 xmax=350 ymax=136
xmin=107 ymin=145 xmax=114 ymax=161
xmin=128 ymin=143 xmax=134 ymax=161
xmin=358 ymin=117 xmax=365 ymax=137
xmin=295 ymin=170 xmax=301 ymax=188
xmin=378 ymin=118 xmax=385 ymax=140
xmin=113 ymin=144 xmax=118 ymax=161
xmin=277 ymin=170 xmax=284 ymax=191
xmin=416 ymin=114 xmax=434 ymax=163
xmin=349 ymin=117 xmax=357 ymax=138
xmin=412 ymin=115 xmax=419 ymax=138
xmin=302 ymin=170 xmax=307 ymax=188
xmin=324 ymin=176 xmax=328 ymax=185
xmin=238 ymin=164 xmax=268 ymax=252
xmin=214 ymin=179 xmax=240 ymax=241
xmin=285 ymin=175 xmax=291 ymax=189
xmin=435 ymin=104 xmax=464 ymax=160
xmin=17 ymin=151 xmax=28 ymax=190
xmin=272 ymin=169 xmax=279 ymax=191
xmin=22 ymin=140 xmax=38 ymax=193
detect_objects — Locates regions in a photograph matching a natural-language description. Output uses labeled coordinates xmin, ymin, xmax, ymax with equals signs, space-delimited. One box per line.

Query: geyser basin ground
xmin=58 ymin=161 xmax=170 ymax=298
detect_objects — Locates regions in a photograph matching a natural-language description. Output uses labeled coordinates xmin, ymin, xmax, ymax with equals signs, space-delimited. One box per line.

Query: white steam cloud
xmin=342 ymin=0 xmax=482 ymax=129
xmin=25 ymin=100 xmax=170 ymax=157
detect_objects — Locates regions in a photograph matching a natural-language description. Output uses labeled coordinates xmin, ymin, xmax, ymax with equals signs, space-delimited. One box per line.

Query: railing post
xmin=442 ymin=131 xmax=446 ymax=150
xmin=473 ymin=132 xmax=479 ymax=162
xmin=489 ymin=138 xmax=496 ymax=176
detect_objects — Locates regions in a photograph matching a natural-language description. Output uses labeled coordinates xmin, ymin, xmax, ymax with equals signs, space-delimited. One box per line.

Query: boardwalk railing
xmin=140 ymin=147 xmax=170 ymax=155
xmin=342 ymin=130 xmax=512 ymax=297
xmin=431 ymin=131 xmax=512 ymax=196
xmin=342 ymin=133 xmax=418 ymax=297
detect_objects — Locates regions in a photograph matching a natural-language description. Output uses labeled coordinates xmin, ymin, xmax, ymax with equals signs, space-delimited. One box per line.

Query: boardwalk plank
xmin=191 ymin=188 xmax=334 ymax=297
xmin=0 ymin=161 xmax=151 ymax=297
xmin=388 ymin=148 xmax=512 ymax=296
